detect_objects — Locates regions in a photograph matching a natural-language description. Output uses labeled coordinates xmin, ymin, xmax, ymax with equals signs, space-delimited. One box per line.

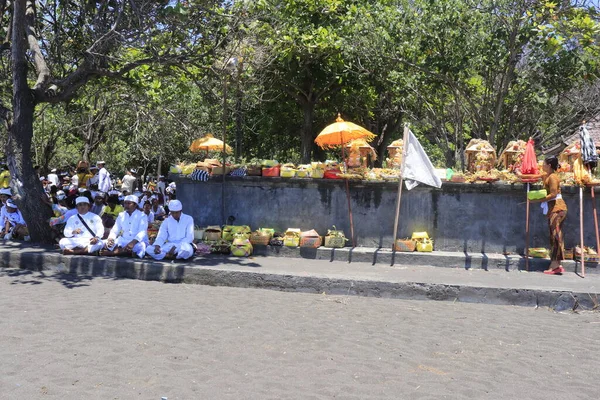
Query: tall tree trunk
xmin=10 ymin=0 xmax=54 ymax=243
xmin=300 ymin=102 xmax=315 ymax=163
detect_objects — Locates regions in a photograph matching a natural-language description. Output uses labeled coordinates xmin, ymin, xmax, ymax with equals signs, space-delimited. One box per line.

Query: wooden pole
xmin=525 ymin=183 xmax=530 ymax=271
xmin=592 ymin=186 xmax=600 ymax=255
xmin=392 ymin=125 xmax=410 ymax=250
xmin=342 ymin=141 xmax=356 ymax=248
xmin=580 ymin=186 xmax=585 ymax=277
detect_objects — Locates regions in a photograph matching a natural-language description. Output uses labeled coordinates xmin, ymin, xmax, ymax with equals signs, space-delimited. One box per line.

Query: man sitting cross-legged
xmin=148 ymin=200 xmax=194 ymax=261
xmin=59 ymin=196 xmax=104 ymax=255
xmin=101 ymin=195 xmax=148 ymax=258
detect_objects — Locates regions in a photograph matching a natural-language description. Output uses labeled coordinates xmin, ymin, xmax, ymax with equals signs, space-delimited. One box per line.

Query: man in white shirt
xmin=157 ymin=175 xmax=166 ymax=201
xmin=121 ymin=169 xmax=136 ymax=194
xmin=148 ymin=200 xmax=194 ymax=261
xmin=59 ymin=196 xmax=104 ymax=255
xmin=87 ymin=165 xmax=99 ymax=188
xmin=101 ymin=195 xmax=148 ymax=258
xmin=47 ymin=169 xmax=60 ymax=187
xmin=97 ymin=161 xmax=111 ymax=193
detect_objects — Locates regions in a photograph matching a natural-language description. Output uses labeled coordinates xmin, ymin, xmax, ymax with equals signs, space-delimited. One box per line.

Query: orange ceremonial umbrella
xmin=315 ymin=114 xmax=376 ymax=149
xmin=314 ymin=114 xmax=376 ymax=249
xmin=189 ymin=134 xmax=233 ymax=154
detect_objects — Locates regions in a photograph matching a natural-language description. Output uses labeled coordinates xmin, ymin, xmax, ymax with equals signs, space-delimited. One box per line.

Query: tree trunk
xmin=10 ymin=0 xmax=54 ymax=243
xmin=300 ymin=102 xmax=315 ymax=163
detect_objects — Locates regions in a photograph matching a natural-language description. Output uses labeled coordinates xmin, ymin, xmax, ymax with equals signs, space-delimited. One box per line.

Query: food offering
xmin=345 ymin=139 xmax=377 ymax=170
xmin=386 ymin=139 xmax=403 ymax=169
xmin=498 ymin=140 xmax=526 ymax=173
xmin=465 ymin=139 xmax=496 ymax=173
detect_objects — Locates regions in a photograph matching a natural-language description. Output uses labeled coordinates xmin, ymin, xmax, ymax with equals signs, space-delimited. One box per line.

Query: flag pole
xmin=525 ymin=183 xmax=530 ymax=271
xmin=580 ymin=186 xmax=585 ymax=277
xmin=392 ymin=124 xmax=410 ymax=251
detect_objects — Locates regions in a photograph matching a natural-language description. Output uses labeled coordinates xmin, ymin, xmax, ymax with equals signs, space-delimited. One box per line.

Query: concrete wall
xmin=175 ymin=175 xmax=600 ymax=253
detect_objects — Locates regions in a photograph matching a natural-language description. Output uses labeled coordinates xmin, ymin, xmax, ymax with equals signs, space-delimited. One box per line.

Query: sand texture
xmin=1 ymin=268 xmax=599 ymax=400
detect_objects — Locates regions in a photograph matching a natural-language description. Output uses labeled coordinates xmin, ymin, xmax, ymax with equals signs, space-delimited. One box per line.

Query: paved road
xmin=1 ymin=268 xmax=599 ymax=400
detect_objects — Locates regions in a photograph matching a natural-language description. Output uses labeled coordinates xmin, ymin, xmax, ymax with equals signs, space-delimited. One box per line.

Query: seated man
xmin=148 ymin=200 xmax=194 ymax=261
xmin=101 ymin=195 xmax=148 ymax=258
xmin=59 ymin=196 xmax=104 ymax=255
xmin=3 ymin=199 xmax=29 ymax=241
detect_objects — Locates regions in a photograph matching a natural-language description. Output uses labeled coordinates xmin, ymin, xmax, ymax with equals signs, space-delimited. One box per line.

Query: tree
xmin=1 ymin=0 xmax=230 ymax=242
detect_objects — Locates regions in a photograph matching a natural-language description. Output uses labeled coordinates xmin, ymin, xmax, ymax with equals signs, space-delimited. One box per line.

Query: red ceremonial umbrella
xmin=521 ymin=139 xmax=538 ymax=175
xmin=522 ymin=138 xmax=538 ymax=271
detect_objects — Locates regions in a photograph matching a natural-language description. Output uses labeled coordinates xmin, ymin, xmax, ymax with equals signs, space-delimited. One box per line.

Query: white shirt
xmin=157 ymin=181 xmax=166 ymax=197
xmin=47 ymin=173 xmax=59 ymax=187
xmin=153 ymin=213 xmax=194 ymax=247
xmin=5 ymin=209 xmax=25 ymax=226
xmin=64 ymin=212 xmax=104 ymax=239
xmin=98 ymin=167 xmax=111 ymax=193
xmin=121 ymin=174 xmax=136 ymax=193
xmin=108 ymin=209 xmax=148 ymax=243
xmin=144 ymin=211 xmax=154 ymax=223
xmin=87 ymin=173 xmax=99 ymax=187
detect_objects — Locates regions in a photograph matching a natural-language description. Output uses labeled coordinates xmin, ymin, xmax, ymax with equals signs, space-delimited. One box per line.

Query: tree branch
xmin=25 ymin=0 xmax=51 ymax=95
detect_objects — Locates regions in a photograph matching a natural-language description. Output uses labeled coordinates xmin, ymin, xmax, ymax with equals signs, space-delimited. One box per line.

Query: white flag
xmin=402 ymin=129 xmax=442 ymax=190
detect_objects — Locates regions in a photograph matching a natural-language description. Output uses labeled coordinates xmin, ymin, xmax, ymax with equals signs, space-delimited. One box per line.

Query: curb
xmin=0 ymin=247 xmax=597 ymax=312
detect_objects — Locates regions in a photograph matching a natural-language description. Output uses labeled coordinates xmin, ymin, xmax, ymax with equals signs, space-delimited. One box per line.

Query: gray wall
xmin=175 ymin=175 xmax=600 ymax=253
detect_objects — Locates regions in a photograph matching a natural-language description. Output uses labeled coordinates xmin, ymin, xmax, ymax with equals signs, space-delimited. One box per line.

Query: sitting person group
xmin=58 ymin=197 xmax=194 ymax=260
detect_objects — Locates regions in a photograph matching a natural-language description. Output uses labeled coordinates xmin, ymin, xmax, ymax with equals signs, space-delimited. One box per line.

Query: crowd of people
xmin=0 ymin=161 xmax=194 ymax=260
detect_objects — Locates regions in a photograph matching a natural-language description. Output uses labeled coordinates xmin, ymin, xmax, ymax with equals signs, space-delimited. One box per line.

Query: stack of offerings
xmin=280 ymin=163 xmax=297 ymax=178
xmin=394 ymin=238 xmax=416 ymax=252
xmin=262 ymin=160 xmax=280 ymax=177
xmin=250 ymin=228 xmax=274 ymax=246
xmin=574 ymin=246 xmax=600 ymax=263
xmin=204 ymin=226 xmax=222 ymax=241
xmin=311 ymin=162 xmax=325 ymax=178
xmin=412 ymin=232 xmax=433 ymax=252
xmin=528 ymin=248 xmax=549 ymax=258
xmin=222 ymin=225 xmax=251 ymax=241
xmin=231 ymin=233 xmax=253 ymax=257
xmin=324 ymin=226 xmax=347 ymax=248
xmin=283 ymin=228 xmax=301 ymax=247
xmin=297 ymin=164 xmax=311 ymax=178
xmin=299 ymin=230 xmax=321 ymax=248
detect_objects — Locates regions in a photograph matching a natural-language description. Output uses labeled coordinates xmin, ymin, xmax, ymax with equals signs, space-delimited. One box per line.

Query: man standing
xmin=59 ymin=197 xmax=104 ymax=255
xmin=148 ymin=200 xmax=194 ymax=260
xmin=47 ymin=168 xmax=60 ymax=187
xmin=121 ymin=169 xmax=136 ymax=194
xmin=101 ymin=195 xmax=148 ymax=258
xmin=97 ymin=161 xmax=111 ymax=193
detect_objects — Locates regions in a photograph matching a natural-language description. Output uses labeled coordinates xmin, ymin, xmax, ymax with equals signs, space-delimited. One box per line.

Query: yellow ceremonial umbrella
xmin=189 ymin=134 xmax=233 ymax=154
xmin=315 ymin=114 xmax=376 ymax=149
xmin=314 ymin=114 xmax=376 ymax=248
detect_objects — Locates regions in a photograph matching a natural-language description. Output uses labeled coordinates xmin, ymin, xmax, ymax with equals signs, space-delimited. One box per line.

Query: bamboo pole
xmin=341 ymin=139 xmax=356 ymax=248
xmin=525 ymin=183 xmax=530 ymax=271
xmin=580 ymin=186 xmax=585 ymax=277
xmin=592 ymin=186 xmax=600 ymax=255
xmin=392 ymin=125 xmax=410 ymax=251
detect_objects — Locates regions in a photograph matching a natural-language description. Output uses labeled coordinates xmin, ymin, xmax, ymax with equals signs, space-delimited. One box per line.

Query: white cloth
xmin=541 ymin=194 xmax=563 ymax=215
xmin=87 ymin=173 xmax=99 ymax=188
xmin=108 ymin=209 xmax=148 ymax=243
xmin=402 ymin=129 xmax=443 ymax=190
xmin=121 ymin=174 xmax=136 ymax=193
xmin=71 ymin=174 xmax=79 ymax=187
xmin=104 ymin=236 xmax=146 ymax=258
xmin=148 ymin=241 xmax=193 ymax=261
xmin=4 ymin=210 xmax=25 ymax=227
xmin=60 ymin=212 xmax=104 ymax=252
xmin=157 ymin=181 xmax=166 ymax=198
xmin=98 ymin=167 xmax=111 ymax=193
xmin=144 ymin=211 xmax=154 ymax=223
xmin=148 ymin=213 xmax=194 ymax=260
xmin=151 ymin=205 xmax=165 ymax=217
xmin=47 ymin=173 xmax=60 ymax=187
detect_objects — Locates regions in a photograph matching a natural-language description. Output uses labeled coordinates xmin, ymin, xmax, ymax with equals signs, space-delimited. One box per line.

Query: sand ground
xmin=1 ymin=268 xmax=599 ymax=400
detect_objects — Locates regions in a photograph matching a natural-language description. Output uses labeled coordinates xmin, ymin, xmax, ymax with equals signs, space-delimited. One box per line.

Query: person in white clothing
xmin=59 ymin=196 xmax=104 ymax=255
xmin=97 ymin=161 xmax=111 ymax=193
xmin=101 ymin=195 xmax=148 ymax=258
xmin=0 ymin=187 xmax=12 ymax=236
xmin=148 ymin=200 xmax=194 ymax=261
xmin=47 ymin=169 xmax=60 ymax=187
xmin=3 ymin=199 xmax=29 ymax=241
xmin=121 ymin=169 xmax=136 ymax=194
